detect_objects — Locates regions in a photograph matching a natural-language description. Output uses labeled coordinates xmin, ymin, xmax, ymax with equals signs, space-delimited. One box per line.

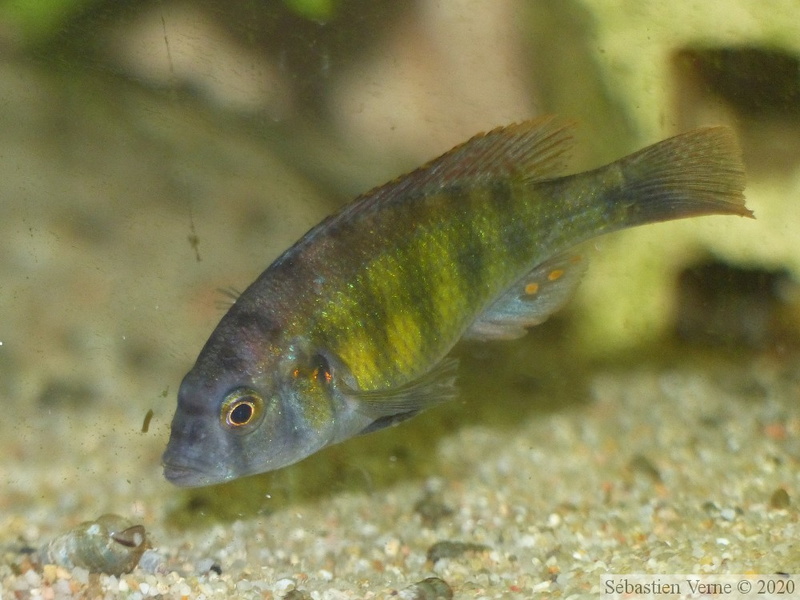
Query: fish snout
xmin=162 ymin=414 xmax=228 ymax=487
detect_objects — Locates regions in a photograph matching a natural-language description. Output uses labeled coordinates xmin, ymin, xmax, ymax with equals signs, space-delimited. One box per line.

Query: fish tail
xmin=612 ymin=127 xmax=752 ymax=225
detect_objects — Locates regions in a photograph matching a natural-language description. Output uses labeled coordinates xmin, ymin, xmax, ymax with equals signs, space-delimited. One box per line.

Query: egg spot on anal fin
xmin=463 ymin=250 xmax=588 ymax=341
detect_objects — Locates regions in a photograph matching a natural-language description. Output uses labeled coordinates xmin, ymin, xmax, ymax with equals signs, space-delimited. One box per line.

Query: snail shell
xmin=41 ymin=514 xmax=147 ymax=576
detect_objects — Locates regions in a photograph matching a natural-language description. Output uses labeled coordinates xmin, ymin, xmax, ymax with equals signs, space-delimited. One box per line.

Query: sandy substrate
xmin=4 ymin=351 xmax=800 ymax=598
xmin=1 ymin=59 xmax=799 ymax=599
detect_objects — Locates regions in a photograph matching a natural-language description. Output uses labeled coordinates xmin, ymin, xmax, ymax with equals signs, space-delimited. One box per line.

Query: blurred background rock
xmin=3 ymin=1 xmax=798 ymax=378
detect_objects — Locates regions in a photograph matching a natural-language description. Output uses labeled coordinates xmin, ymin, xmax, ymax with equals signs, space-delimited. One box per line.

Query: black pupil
xmin=230 ymin=401 xmax=253 ymax=425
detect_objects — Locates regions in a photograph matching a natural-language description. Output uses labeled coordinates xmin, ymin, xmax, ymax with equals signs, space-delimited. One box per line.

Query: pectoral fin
xmin=464 ymin=251 xmax=587 ymax=341
xmin=350 ymin=358 xmax=459 ymax=435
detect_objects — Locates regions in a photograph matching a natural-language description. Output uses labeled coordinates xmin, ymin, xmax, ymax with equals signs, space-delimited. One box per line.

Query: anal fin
xmin=464 ymin=251 xmax=587 ymax=341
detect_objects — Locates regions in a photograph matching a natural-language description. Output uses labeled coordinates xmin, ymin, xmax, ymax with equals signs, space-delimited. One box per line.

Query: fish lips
xmin=162 ymin=459 xmax=223 ymax=488
xmin=162 ymin=438 xmax=236 ymax=487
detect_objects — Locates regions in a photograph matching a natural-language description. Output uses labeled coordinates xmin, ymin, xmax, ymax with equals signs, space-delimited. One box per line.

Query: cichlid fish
xmin=163 ymin=116 xmax=751 ymax=487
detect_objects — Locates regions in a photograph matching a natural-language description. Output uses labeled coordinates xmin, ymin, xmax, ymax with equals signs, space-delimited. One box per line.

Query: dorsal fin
xmin=406 ymin=115 xmax=575 ymax=185
xmin=332 ymin=117 xmax=575 ymax=222
xmin=278 ymin=117 xmax=575 ymax=265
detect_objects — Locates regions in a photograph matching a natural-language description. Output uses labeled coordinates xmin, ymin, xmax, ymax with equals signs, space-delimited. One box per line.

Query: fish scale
xmin=163 ymin=116 xmax=751 ymax=487
xmin=325 ymin=179 xmax=568 ymax=391
xmin=329 ymin=186 xmax=507 ymax=389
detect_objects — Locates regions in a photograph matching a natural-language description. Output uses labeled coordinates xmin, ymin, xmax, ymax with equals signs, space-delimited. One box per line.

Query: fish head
xmin=162 ymin=309 xmax=342 ymax=487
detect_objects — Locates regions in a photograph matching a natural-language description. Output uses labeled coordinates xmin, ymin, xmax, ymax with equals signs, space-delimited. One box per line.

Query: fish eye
xmin=220 ymin=388 xmax=264 ymax=432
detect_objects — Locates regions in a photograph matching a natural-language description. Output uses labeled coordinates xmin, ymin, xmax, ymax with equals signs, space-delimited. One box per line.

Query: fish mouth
xmin=162 ymin=461 xmax=202 ymax=487
xmin=162 ymin=459 xmax=224 ymax=488
xmin=162 ymin=449 xmax=239 ymax=488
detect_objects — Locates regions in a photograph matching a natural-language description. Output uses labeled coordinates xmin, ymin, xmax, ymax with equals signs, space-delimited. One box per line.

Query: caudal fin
xmin=614 ymin=127 xmax=752 ymax=225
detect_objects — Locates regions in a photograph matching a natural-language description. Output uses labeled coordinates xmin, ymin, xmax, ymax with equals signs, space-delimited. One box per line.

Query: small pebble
xmin=413 ymin=492 xmax=454 ymax=527
xmin=72 ymin=567 xmax=89 ymax=584
xmin=283 ymin=589 xmax=312 ymax=600
xmin=398 ymin=576 xmax=453 ymax=600
xmin=273 ymin=577 xmax=297 ymax=595
xmin=628 ymin=454 xmax=662 ymax=482
xmin=137 ymin=549 xmax=168 ymax=574
xmin=195 ymin=557 xmax=217 ymax=573
xmin=42 ymin=563 xmax=57 ymax=582
xmin=770 ymin=488 xmax=791 ymax=509
xmin=426 ymin=541 xmax=491 ymax=564
xmin=24 ymin=568 xmax=42 ymax=587
xmin=54 ymin=579 xmax=72 ymax=596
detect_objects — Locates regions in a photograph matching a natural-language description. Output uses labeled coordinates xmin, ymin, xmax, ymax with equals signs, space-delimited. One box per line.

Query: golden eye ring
xmin=220 ymin=388 xmax=264 ymax=432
